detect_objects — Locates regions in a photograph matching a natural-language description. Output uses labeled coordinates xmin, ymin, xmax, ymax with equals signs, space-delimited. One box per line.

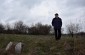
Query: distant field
xmin=0 ymin=34 xmax=85 ymax=55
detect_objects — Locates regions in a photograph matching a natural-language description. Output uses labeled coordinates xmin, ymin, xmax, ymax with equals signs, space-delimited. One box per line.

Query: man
xmin=52 ymin=13 xmax=62 ymax=40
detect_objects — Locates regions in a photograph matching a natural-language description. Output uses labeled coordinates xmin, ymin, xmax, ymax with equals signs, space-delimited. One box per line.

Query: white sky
xmin=0 ymin=0 xmax=85 ymax=32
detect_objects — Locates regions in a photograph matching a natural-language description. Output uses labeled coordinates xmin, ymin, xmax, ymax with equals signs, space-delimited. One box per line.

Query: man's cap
xmin=55 ymin=13 xmax=58 ymax=15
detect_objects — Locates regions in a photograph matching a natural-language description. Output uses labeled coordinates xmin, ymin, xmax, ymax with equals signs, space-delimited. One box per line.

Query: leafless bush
xmin=66 ymin=23 xmax=80 ymax=37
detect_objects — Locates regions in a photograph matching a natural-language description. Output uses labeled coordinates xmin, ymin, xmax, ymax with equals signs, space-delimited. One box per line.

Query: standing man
xmin=52 ymin=13 xmax=62 ymax=40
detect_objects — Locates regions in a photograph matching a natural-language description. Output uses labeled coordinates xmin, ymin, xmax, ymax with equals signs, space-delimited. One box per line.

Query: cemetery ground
xmin=0 ymin=34 xmax=85 ymax=55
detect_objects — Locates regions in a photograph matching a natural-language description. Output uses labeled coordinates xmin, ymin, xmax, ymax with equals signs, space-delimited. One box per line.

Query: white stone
xmin=15 ymin=42 xmax=22 ymax=54
xmin=5 ymin=42 xmax=13 ymax=51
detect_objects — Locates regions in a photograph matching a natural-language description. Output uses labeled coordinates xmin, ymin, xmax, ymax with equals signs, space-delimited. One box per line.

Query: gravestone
xmin=5 ymin=42 xmax=24 ymax=55
xmin=15 ymin=42 xmax=22 ymax=54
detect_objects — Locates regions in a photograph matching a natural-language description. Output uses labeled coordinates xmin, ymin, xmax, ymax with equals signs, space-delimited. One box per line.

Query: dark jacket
xmin=52 ymin=17 xmax=62 ymax=29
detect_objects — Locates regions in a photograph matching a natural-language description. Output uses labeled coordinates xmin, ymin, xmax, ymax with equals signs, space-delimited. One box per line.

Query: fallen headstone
xmin=64 ymin=41 xmax=72 ymax=50
xmin=64 ymin=41 xmax=74 ymax=55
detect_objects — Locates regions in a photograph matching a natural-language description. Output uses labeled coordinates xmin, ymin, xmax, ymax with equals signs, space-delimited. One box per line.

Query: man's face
xmin=55 ymin=15 xmax=58 ymax=18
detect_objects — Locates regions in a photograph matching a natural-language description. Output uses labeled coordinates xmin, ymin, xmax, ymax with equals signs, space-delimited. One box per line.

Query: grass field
xmin=0 ymin=34 xmax=85 ymax=55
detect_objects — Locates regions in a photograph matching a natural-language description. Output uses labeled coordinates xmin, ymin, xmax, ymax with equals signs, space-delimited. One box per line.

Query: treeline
xmin=0 ymin=21 xmax=85 ymax=36
xmin=0 ymin=21 xmax=51 ymax=35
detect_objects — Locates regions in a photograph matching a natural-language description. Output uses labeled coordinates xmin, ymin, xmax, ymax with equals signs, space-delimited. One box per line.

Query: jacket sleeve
xmin=60 ymin=18 xmax=62 ymax=27
xmin=52 ymin=18 xmax=54 ymax=26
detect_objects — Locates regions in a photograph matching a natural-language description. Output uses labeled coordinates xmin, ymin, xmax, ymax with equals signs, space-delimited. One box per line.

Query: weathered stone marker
xmin=5 ymin=42 xmax=13 ymax=51
xmin=15 ymin=42 xmax=22 ymax=55
xmin=64 ymin=41 xmax=73 ymax=55
xmin=5 ymin=42 xmax=23 ymax=55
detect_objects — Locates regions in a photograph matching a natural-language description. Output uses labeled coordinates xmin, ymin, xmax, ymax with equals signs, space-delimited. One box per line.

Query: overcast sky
xmin=0 ymin=0 xmax=85 ymax=31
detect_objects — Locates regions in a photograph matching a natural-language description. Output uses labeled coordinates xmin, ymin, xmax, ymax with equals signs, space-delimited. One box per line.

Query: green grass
xmin=0 ymin=34 xmax=85 ymax=55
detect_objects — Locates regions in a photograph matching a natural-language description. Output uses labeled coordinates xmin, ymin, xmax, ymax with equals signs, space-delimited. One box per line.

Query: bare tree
xmin=35 ymin=23 xmax=51 ymax=35
xmin=0 ymin=23 xmax=4 ymax=33
xmin=28 ymin=23 xmax=51 ymax=35
xmin=66 ymin=23 xmax=80 ymax=37
xmin=14 ymin=21 xmax=28 ymax=34
xmin=5 ymin=24 xmax=11 ymax=33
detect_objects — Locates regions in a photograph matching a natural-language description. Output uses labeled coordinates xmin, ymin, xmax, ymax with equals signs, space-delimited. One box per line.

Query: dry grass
xmin=0 ymin=34 xmax=85 ymax=55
